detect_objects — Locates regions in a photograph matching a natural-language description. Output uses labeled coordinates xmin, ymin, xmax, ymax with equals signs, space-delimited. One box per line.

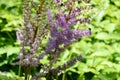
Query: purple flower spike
xmin=58 ymin=14 xmax=68 ymax=29
xmin=73 ymin=29 xmax=91 ymax=39
xmin=67 ymin=17 xmax=77 ymax=26
xmin=46 ymin=9 xmax=53 ymax=24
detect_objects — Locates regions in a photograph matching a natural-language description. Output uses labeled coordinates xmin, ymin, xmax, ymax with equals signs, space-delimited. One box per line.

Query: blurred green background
xmin=0 ymin=0 xmax=120 ymax=80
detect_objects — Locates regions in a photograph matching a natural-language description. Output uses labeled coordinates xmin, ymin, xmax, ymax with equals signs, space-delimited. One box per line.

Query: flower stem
xmin=18 ymin=65 xmax=21 ymax=77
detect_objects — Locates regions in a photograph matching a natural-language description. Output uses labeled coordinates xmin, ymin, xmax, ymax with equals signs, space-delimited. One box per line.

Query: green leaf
xmin=95 ymin=32 xmax=109 ymax=40
xmin=1 ymin=45 xmax=20 ymax=57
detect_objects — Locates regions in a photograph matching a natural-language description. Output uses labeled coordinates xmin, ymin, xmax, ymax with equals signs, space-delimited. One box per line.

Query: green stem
xmin=62 ymin=51 xmax=72 ymax=80
xmin=18 ymin=65 xmax=21 ymax=77
xmin=24 ymin=66 xmax=30 ymax=80
xmin=62 ymin=73 xmax=65 ymax=80
xmin=18 ymin=59 xmax=22 ymax=77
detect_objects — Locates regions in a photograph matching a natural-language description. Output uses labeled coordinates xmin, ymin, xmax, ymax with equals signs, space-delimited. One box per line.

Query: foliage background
xmin=0 ymin=0 xmax=120 ymax=80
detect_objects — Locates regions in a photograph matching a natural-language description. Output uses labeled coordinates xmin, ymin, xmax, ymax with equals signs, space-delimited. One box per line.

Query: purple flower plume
xmin=45 ymin=7 xmax=91 ymax=54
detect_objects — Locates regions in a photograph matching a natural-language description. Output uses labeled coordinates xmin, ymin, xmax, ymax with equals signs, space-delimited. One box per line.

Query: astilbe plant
xmin=13 ymin=0 xmax=92 ymax=80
